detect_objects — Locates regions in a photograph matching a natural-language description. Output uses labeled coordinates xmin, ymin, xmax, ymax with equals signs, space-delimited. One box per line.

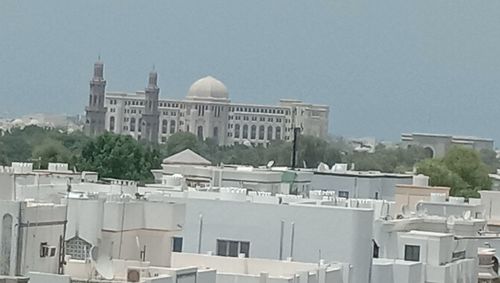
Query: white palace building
xmin=84 ymin=60 xmax=329 ymax=145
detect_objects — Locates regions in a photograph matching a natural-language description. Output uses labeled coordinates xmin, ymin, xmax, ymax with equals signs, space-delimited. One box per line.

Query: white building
xmin=29 ymin=252 xmax=346 ymax=283
xmin=84 ymin=61 xmax=330 ymax=144
xmin=2 ymin=161 xmax=494 ymax=283
xmin=0 ymin=164 xmax=69 ymax=278
xmin=138 ymin=188 xmax=374 ymax=283
xmin=153 ymin=149 xmax=313 ymax=195
xmin=308 ymin=163 xmax=413 ymax=200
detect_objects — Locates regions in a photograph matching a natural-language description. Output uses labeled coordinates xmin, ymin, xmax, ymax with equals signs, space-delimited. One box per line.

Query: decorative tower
xmin=84 ymin=59 xmax=107 ymax=136
xmin=141 ymin=69 xmax=160 ymax=143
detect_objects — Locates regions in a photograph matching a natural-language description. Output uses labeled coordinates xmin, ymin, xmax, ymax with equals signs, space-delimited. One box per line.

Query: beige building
xmin=394 ymin=175 xmax=451 ymax=214
xmin=84 ymin=61 xmax=330 ymax=145
xmin=401 ymin=132 xmax=494 ymax=158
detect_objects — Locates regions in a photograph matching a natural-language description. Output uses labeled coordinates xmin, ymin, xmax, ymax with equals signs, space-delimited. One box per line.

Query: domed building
xmin=186 ymin=76 xmax=229 ymax=102
xmin=85 ymin=61 xmax=330 ymax=146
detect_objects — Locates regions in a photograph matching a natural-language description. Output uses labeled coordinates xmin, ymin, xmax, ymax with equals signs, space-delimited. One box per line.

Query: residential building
xmin=308 ymin=163 xmax=413 ymax=200
xmin=152 ymin=149 xmax=313 ymax=195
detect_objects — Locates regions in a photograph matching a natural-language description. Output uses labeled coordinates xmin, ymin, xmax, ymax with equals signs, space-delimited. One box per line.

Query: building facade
xmin=84 ymin=61 xmax=330 ymax=145
xmin=401 ymin=132 xmax=494 ymax=158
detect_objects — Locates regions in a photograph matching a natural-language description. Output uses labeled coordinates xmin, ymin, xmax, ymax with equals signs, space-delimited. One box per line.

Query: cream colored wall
xmin=395 ymin=185 xmax=450 ymax=213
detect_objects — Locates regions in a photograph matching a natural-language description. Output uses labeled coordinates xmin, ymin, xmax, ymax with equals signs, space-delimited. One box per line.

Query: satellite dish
xmin=135 ymin=236 xmax=141 ymax=251
xmin=463 ymin=210 xmax=472 ymax=220
xmin=242 ymin=140 xmax=252 ymax=147
xmin=317 ymin=162 xmax=330 ymax=172
xmin=416 ymin=203 xmax=426 ymax=217
xmin=266 ymin=160 xmax=275 ymax=168
xmin=401 ymin=204 xmax=409 ymax=217
xmin=446 ymin=215 xmax=456 ymax=226
xmin=91 ymin=245 xmax=114 ymax=280
xmin=90 ymin=245 xmax=98 ymax=261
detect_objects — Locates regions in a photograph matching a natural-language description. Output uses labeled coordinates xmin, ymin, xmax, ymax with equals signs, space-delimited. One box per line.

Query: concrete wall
xmin=311 ymin=172 xmax=412 ymax=201
xmin=166 ymin=197 xmax=372 ymax=283
xmin=0 ymin=201 xmax=65 ymax=277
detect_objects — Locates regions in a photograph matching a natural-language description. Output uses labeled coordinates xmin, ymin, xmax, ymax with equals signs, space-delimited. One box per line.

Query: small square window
xmin=404 ymin=245 xmax=420 ymax=262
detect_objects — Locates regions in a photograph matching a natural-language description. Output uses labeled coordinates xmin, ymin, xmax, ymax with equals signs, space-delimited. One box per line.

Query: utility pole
xmin=291 ymin=127 xmax=301 ymax=169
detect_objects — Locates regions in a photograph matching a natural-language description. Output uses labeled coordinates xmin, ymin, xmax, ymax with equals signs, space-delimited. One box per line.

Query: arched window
xmin=234 ymin=124 xmax=240 ymax=139
xmin=242 ymin=125 xmax=248 ymax=139
xmin=170 ymin=120 xmax=176 ymax=134
xmin=1 ymin=214 xmax=13 ymax=275
xmin=162 ymin=120 xmax=168 ymax=134
xmin=259 ymin=125 xmax=265 ymax=140
xmin=251 ymin=125 xmax=257 ymax=139
xmin=276 ymin=126 xmax=281 ymax=140
xmin=213 ymin=127 xmax=219 ymax=142
xmin=267 ymin=126 xmax=273 ymax=140
xmin=138 ymin=118 xmax=143 ymax=132
xmin=130 ymin=118 xmax=136 ymax=132
xmin=109 ymin=116 xmax=115 ymax=132
xmin=197 ymin=126 xmax=204 ymax=140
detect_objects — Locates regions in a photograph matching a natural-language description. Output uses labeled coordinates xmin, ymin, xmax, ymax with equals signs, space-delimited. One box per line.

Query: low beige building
xmin=395 ymin=175 xmax=450 ymax=214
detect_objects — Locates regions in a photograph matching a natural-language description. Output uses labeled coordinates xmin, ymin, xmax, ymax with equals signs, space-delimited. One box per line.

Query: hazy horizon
xmin=2 ymin=1 xmax=500 ymax=143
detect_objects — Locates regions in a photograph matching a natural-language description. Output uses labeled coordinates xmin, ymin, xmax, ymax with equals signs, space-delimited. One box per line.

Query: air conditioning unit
xmin=40 ymin=243 xmax=56 ymax=257
xmin=127 ymin=268 xmax=141 ymax=282
xmin=49 ymin=246 xmax=57 ymax=257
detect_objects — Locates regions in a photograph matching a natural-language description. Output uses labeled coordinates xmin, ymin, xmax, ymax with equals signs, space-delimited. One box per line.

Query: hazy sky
xmin=1 ymin=1 xmax=500 ymax=143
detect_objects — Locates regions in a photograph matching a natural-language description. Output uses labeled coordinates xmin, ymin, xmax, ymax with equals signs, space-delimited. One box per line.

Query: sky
xmin=1 ymin=0 xmax=500 ymax=143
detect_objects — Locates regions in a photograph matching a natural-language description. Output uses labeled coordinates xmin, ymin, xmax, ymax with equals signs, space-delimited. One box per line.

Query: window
xmin=162 ymin=120 xmax=168 ymax=134
xmin=197 ymin=126 xmax=204 ymax=140
xmin=172 ymin=237 xmax=183 ymax=252
xmin=66 ymin=236 xmax=91 ymax=260
xmin=267 ymin=126 xmax=273 ymax=140
xmin=250 ymin=125 xmax=256 ymax=139
xmin=213 ymin=127 xmax=219 ymax=142
xmin=109 ymin=116 xmax=115 ymax=132
xmin=258 ymin=125 xmax=265 ymax=140
xmin=216 ymin=239 xmax=250 ymax=257
xmin=242 ymin=125 xmax=248 ymax=139
xmin=138 ymin=118 xmax=143 ymax=132
xmin=338 ymin=191 xmax=349 ymax=198
xmin=373 ymin=240 xmax=379 ymax=258
xmin=452 ymin=250 xmax=466 ymax=261
xmin=130 ymin=118 xmax=136 ymax=132
xmin=40 ymin=242 xmax=56 ymax=258
xmin=404 ymin=245 xmax=420 ymax=262
xmin=234 ymin=124 xmax=240 ymax=138
xmin=170 ymin=120 xmax=176 ymax=134
xmin=275 ymin=126 xmax=281 ymax=140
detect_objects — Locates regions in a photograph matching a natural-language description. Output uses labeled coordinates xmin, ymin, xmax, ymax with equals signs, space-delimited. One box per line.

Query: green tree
xmin=479 ymin=149 xmax=500 ymax=173
xmin=165 ymin=132 xmax=202 ymax=156
xmin=416 ymin=146 xmax=492 ymax=198
xmin=77 ymin=133 xmax=160 ymax=182
xmin=416 ymin=159 xmax=468 ymax=196
xmin=32 ymin=139 xmax=72 ymax=169
xmin=442 ymin=146 xmax=492 ymax=192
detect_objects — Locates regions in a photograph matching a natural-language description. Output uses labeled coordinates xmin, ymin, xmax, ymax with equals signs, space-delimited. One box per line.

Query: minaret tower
xmin=84 ymin=59 xmax=107 ymax=136
xmin=141 ymin=68 xmax=160 ymax=143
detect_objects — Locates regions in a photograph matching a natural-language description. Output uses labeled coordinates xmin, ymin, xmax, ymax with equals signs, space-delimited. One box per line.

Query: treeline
xmin=0 ymin=126 xmax=497 ymax=196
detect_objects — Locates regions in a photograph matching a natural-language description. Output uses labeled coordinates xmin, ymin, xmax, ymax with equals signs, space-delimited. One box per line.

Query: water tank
xmin=413 ymin=174 xmax=429 ymax=187
xmin=449 ymin=196 xmax=465 ymax=204
xmin=163 ymin=174 xmax=183 ymax=186
xmin=48 ymin=163 xmax=69 ymax=172
xmin=430 ymin=193 xmax=446 ymax=202
xmin=331 ymin=163 xmax=348 ymax=173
